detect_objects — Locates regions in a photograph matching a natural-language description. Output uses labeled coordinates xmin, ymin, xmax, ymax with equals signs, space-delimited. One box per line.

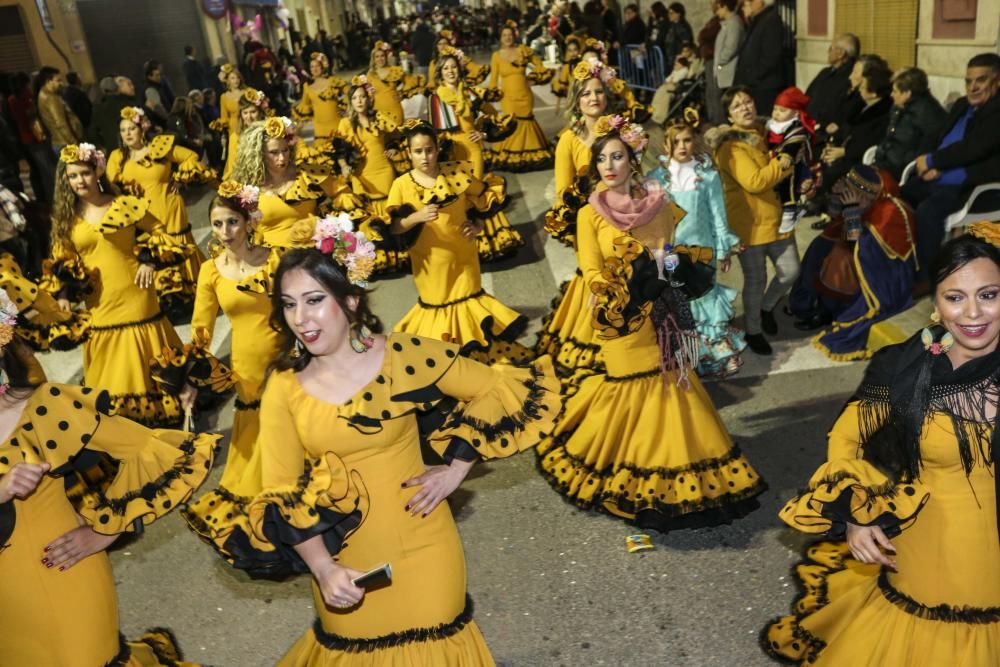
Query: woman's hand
xmin=468 ymin=130 xmax=484 ymax=144
xmin=799 ymin=179 xmax=815 ymax=198
xmin=821 ymin=146 xmax=846 ymax=165
xmin=57 ymin=297 xmax=72 ymax=312
xmin=179 ymin=383 xmax=197 ymax=411
xmin=384 ymin=149 xmax=399 ymax=160
xmin=315 ymin=561 xmax=366 ymax=610
xmin=846 ymin=523 xmax=897 ymax=570
xmin=460 ymin=219 xmax=484 ymax=240
xmin=720 ymin=256 xmax=731 ymax=273
xmin=0 ymin=462 xmax=50 ymax=503
xmin=402 ymin=458 xmax=475 ymax=517
xmin=134 ymin=264 xmax=155 ymax=289
xmin=42 ymin=525 xmax=118 ymax=571
xmin=408 ymin=204 xmax=439 ymax=225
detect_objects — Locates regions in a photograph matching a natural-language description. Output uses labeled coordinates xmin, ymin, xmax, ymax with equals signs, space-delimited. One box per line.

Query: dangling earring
xmin=0 ymin=368 xmax=9 ymax=396
xmin=929 ymin=311 xmax=941 ymax=324
xmin=291 ymin=338 xmax=305 ymax=358
xmin=921 ymin=326 xmax=954 ymax=356
xmin=350 ymin=322 xmax=374 ymax=353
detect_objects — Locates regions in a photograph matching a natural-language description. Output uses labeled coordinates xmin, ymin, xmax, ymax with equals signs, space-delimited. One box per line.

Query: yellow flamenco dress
xmin=333 ymin=114 xmax=409 ymax=275
xmin=294 ymin=77 xmax=350 ymax=142
xmin=256 ymin=168 xmax=353 ymax=250
xmin=0 ymin=251 xmax=90 ymax=351
xmin=433 ymin=83 xmax=523 ymax=263
xmin=241 ymin=334 xmax=560 ymax=664
xmin=0 ymin=383 xmax=218 ymax=666
xmin=387 ymin=162 xmax=531 ymax=362
xmin=535 ymin=129 xmax=604 ymax=385
xmin=486 ymin=46 xmax=555 ymax=172
xmin=762 ymin=333 xmax=1000 ymax=666
xmin=168 ymin=249 xmax=285 ymax=567
xmin=537 ymin=203 xmax=765 ymax=529
xmin=368 ymin=67 xmax=426 ymax=125
xmin=106 ymin=134 xmax=216 ymax=314
xmin=218 ymin=88 xmax=243 ymax=180
xmin=41 ymin=196 xmax=187 ymax=427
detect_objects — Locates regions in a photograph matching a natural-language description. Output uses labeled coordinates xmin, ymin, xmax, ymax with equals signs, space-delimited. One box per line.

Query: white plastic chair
xmin=862 ymin=145 xmax=878 ymax=166
xmin=944 ymin=184 xmax=1000 ymax=232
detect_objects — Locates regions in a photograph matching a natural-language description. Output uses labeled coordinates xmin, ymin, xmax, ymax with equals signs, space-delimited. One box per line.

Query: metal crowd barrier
xmin=616 ymin=43 xmax=667 ymax=92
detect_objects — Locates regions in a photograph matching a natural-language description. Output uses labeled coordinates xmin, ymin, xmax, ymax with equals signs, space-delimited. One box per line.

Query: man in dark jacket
xmin=87 ymin=76 xmax=134 ymax=152
xmin=621 ymin=4 xmax=646 ymax=44
xmin=733 ymin=0 xmax=787 ymax=115
xmin=805 ymin=33 xmax=859 ymax=130
xmin=182 ymin=45 xmax=210 ymax=93
xmin=905 ymin=52 xmax=1000 ymax=282
xmin=874 ymin=67 xmax=945 ymax=181
xmin=62 ymin=72 xmax=92 ymax=131
xmin=410 ymin=18 xmax=436 ymax=76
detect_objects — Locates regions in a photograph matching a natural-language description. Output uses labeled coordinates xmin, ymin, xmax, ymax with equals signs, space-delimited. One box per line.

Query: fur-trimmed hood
xmin=704 ymin=121 xmax=766 ymax=151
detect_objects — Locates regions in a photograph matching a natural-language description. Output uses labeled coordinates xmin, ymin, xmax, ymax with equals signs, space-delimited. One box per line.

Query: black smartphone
xmin=352 ymin=563 xmax=392 ymax=589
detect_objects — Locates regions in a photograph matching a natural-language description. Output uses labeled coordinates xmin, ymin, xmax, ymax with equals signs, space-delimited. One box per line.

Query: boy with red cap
xmin=766 ymin=86 xmax=819 ymax=233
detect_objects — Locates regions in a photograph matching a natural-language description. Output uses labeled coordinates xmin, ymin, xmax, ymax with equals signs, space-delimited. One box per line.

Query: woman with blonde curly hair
xmin=293 ymin=53 xmax=349 ymax=143
xmin=367 ymin=41 xmax=426 ymax=124
xmin=42 ymin=144 xmax=188 ymax=426
xmin=105 ymin=106 xmax=216 ymax=319
xmin=233 ymin=117 xmax=355 ymax=249
xmin=216 ymin=63 xmax=247 ymax=179
xmin=536 ymin=119 xmax=766 ymax=531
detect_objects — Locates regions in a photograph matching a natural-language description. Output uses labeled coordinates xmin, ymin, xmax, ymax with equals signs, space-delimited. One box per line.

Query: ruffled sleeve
xmin=167 ymin=140 xmax=217 ymax=186
xmin=464 ymin=61 xmax=490 ymax=87
xmin=703 ymin=168 xmax=741 ymax=260
xmin=244 ymin=371 xmax=368 ymax=572
xmin=40 ymin=233 xmax=92 ymax=303
xmin=292 ymin=83 xmax=315 ymax=121
xmin=98 ymin=196 xmax=190 ymax=267
xmin=1 ymin=252 xmax=91 ymax=351
xmin=399 ymin=71 xmax=428 ymax=99
xmin=0 ymin=384 xmax=219 ymax=535
xmin=525 ymin=48 xmax=554 ymax=85
xmin=551 ymin=63 xmax=571 ymax=97
xmin=778 ymin=401 xmax=930 ymax=537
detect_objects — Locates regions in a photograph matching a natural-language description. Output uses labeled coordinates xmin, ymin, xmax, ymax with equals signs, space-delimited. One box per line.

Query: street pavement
xmin=35 ymin=83 xmax=872 ymax=666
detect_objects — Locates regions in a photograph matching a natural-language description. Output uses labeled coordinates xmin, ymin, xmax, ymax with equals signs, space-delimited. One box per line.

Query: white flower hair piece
xmin=312 ymin=213 xmax=377 ymax=287
xmin=60 ymin=143 xmax=107 ymax=171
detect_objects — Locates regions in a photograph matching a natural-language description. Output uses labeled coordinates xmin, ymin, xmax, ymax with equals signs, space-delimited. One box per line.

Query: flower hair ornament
xmin=0 ymin=289 xmax=18 ymax=394
xmin=583 ymin=38 xmax=607 ymax=58
xmin=263 ymin=116 xmax=296 ymax=143
xmin=312 ymin=213 xmax=376 ymax=288
xmin=572 ymin=59 xmax=616 ymax=84
xmin=60 ymin=143 xmax=107 ymax=172
xmin=374 ymin=40 xmax=391 ymax=53
xmin=310 ymin=52 xmax=330 ymax=70
xmin=439 ymin=28 xmax=455 ymax=44
xmin=218 ymin=63 xmax=239 ymax=83
xmin=502 ymin=20 xmax=519 ymax=37
xmin=593 ymin=114 xmax=648 ymax=154
xmin=217 ymin=180 xmax=262 ymax=223
xmin=243 ymin=87 xmax=270 ymax=109
xmin=351 ymin=74 xmax=376 ymax=98
xmin=439 ymin=45 xmax=468 ymax=68
xmin=683 ymin=107 xmax=701 ymax=129
xmin=119 ymin=106 xmax=152 ymax=132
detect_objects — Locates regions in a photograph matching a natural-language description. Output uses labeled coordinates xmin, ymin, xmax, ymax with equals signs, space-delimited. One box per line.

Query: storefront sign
xmin=201 ymin=0 xmax=229 ymax=19
xmin=35 ymin=0 xmax=55 ymax=32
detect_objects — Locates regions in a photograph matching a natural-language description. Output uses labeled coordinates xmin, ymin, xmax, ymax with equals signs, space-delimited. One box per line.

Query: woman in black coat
xmin=662 ymin=2 xmax=694 ymax=68
xmin=875 ymin=67 xmax=946 ymax=181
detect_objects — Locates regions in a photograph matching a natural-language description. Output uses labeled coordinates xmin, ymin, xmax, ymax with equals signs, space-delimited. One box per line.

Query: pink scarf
xmin=588 ymin=187 xmax=665 ymax=231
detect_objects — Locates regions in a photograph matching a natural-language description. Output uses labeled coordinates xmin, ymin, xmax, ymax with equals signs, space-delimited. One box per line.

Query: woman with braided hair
xmin=536 ymin=117 xmax=765 ymax=531
xmin=763 ymin=225 xmax=1000 ymax=666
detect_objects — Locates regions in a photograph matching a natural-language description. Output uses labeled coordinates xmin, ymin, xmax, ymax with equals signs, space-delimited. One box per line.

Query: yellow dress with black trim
xmin=256 ymin=170 xmax=353 ymax=250
xmin=551 ymin=63 xmax=572 ymax=98
xmin=0 ymin=383 xmax=218 ymax=667
xmin=536 ymin=204 xmax=765 ymax=529
xmin=219 ymin=89 xmax=243 ymax=180
xmin=41 ymin=196 xmax=186 ymax=427
xmin=535 ymin=130 xmax=604 ymax=385
xmin=294 ymin=78 xmax=349 ymax=140
xmin=387 ymin=163 xmax=530 ymax=362
xmin=334 ymin=114 xmax=409 ymax=275
xmin=434 ymin=83 xmax=523 ymax=263
xmin=0 ymin=251 xmax=90 ymax=351
xmin=242 ymin=334 xmax=560 ymax=663
xmin=486 ymin=46 xmax=554 ymax=172
xmin=762 ymin=405 xmax=1000 ymax=665
xmin=178 ymin=249 xmax=284 ymax=561
xmin=106 ymin=135 xmax=215 ymax=312
xmin=368 ymin=67 xmax=426 ymax=125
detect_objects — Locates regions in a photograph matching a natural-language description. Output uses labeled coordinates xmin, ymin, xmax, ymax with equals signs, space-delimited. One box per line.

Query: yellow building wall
xmin=2 ymin=0 xmax=95 ymax=82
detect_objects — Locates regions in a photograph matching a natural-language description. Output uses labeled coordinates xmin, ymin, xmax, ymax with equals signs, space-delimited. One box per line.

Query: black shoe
xmin=745 ymin=333 xmax=772 ymax=355
xmin=761 ymin=309 xmax=778 ymax=335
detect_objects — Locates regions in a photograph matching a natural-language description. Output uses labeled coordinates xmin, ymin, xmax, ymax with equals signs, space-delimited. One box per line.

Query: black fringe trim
xmin=104 ymin=635 xmax=131 ymax=667
xmin=235 ymin=397 xmax=261 ymax=411
xmin=606 ymin=367 xmax=661 ymax=382
xmin=878 ymin=571 xmax=1000 ymax=623
xmin=89 ymin=311 xmax=166 ymax=333
xmin=418 ymin=289 xmax=486 ymax=309
xmin=95 ymin=437 xmax=201 ymax=515
xmin=441 ymin=363 xmax=550 ymax=444
xmin=758 ymin=615 xmax=827 ymax=665
xmin=311 ymin=594 xmax=475 ymax=653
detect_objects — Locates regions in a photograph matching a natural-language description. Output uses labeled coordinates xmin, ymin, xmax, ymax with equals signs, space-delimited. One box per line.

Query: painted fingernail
xmin=45 ymin=562 xmax=53 ymax=568
xmin=404 ymin=505 xmax=410 ymax=511
xmin=44 ymin=546 xmax=50 ymax=552
xmin=58 ymin=566 xmax=65 ymax=571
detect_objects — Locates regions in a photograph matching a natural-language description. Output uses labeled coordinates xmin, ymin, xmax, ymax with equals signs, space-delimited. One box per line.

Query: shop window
xmin=933 ymin=0 xmax=977 ymax=39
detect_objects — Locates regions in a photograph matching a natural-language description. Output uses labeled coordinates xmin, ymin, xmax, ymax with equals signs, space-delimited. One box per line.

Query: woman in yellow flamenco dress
xmin=216 ymin=63 xmax=247 ymax=180
xmin=432 ymin=47 xmax=523 ymax=263
xmin=42 ymin=144 xmax=188 ymax=427
xmin=293 ymin=53 xmax=349 ymax=146
xmin=537 ymin=123 xmax=765 ymax=530
xmin=332 ymin=78 xmax=409 ymax=275
xmin=233 ymin=117 xmax=359 ymax=250
xmin=367 ymin=41 xmax=426 ymax=125
xmin=0 ymin=303 xmax=219 ymax=666
xmin=151 ymin=182 xmax=284 ymax=569
xmin=486 ymin=21 xmax=555 ymax=172
xmin=233 ymin=235 xmax=560 ymax=664
xmin=106 ymin=106 xmax=216 ymax=318
xmin=428 ymin=28 xmax=490 ymax=88
xmin=762 ymin=228 xmax=1000 ymax=666
xmin=535 ymin=72 xmax=624 ymax=387
xmin=388 ymin=122 xmax=531 ymax=362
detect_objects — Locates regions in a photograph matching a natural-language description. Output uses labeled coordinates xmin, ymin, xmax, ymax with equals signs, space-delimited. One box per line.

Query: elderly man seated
xmin=805 ymin=33 xmax=860 ymax=133
xmin=905 ymin=52 xmax=1000 ymax=291
xmin=788 ymin=165 xmax=917 ymax=360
